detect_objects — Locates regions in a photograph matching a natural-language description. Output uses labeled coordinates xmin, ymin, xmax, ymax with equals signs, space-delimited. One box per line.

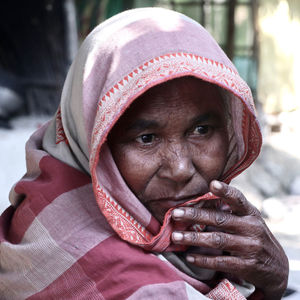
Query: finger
xmin=172 ymin=231 xmax=259 ymax=253
xmin=185 ymin=254 xmax=253 ymax=275
xmin=210 ymin=180 xmax=260 ymax=216
xmin=172 ymin=207 xmax=244 ymax=233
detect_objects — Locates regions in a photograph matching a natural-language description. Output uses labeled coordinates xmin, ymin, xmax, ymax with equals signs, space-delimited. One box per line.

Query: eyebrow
xmin=190 ymin=112 xmax=220 ymax=124
xmin=126 ymin=112 xmax=222 ymax=132
xmin=127 ymin=119 xmax=160 ymax=131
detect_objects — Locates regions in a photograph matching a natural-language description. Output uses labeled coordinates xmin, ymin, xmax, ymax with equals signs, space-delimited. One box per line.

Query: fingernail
xmin=172 ymin=208 xmax=185 ymax=218
xmin=213 ymin=181 xmax=223 ymax=190
xmin=186 ymin=256 xmax=195 ymax=263
xmin=172 ymin=232 xmax=183 ymax=241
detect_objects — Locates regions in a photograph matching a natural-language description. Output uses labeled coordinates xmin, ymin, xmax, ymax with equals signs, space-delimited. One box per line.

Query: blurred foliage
xmin=75 ymin=0 xmax=140 ymax=39
xmin=75 ymin=0 xmax=104 ymax=39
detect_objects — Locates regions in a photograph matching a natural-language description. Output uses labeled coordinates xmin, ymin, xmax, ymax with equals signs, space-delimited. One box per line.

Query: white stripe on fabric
xmin=184 ymin=282 xmax=211 ymax=300
xmin=0 ymin=184 xmax=113 ymax=299
xmin=1 ymin=220 xmax=78 ymax=298
xmin=37 ymin=183 xmax=114 ymax=259
xmin=127 ymin=281 xmax=189 ymax=300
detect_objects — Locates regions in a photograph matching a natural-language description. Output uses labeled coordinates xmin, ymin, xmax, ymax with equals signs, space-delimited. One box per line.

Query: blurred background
xmin=0 ymin=0 xmax=299 ymax=297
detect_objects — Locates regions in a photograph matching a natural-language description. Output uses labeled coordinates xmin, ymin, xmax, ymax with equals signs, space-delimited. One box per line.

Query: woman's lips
xmin=149 ymin=194 xmax=204 ymax=208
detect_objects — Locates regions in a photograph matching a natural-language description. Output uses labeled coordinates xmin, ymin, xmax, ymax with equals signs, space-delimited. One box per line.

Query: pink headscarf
xmin=1 ymin=8 xmax=262 ymax=299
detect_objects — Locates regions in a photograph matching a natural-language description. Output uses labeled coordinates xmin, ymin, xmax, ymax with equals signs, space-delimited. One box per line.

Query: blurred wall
xmin=258 ymin=0 xmax=300 ymax=113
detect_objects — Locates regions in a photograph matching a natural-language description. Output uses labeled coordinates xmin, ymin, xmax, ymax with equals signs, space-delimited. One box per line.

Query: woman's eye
xmin=193 ymin=125 xmax=210 ymax=135
xmin=136 ymin=134 xmax=156 ymax=145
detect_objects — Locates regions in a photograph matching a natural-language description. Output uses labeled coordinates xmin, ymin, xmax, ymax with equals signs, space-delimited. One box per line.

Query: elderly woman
xmin=0 ymin=7 xmax=288 ymax=300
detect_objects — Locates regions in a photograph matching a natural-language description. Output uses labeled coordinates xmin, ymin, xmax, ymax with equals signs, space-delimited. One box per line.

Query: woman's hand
xmin=171 ymin=180 xmax=289 ymax=300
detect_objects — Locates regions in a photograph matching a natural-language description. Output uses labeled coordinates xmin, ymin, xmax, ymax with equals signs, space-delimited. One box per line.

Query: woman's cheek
xmin=209 ymin=134 xmax=229 ymax=175
xmin=116 ymin=148 xmax=159 ymax=196
xmin=193 ymin=134 xmax=228 ymax=178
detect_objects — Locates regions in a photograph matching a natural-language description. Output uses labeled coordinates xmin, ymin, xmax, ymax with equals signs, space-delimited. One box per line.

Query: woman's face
xmin=109 ymin=77 xmax=229 ymax=223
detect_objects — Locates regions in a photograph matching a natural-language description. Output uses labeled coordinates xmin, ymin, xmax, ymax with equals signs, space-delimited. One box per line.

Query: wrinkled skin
xmin=109 ymin=77 xmax=289 ymax=299
xmin=109 ymin=77 xmax=228 ymax=222
xmin=171 ymin=181 xmax=289 ymax=299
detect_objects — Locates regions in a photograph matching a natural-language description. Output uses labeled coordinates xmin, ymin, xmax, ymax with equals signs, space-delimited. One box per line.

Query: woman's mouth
xmin=144 ymin=192 xmax=212 ymax=223
xmin=149 ymin=194 xmax=205 ymax=208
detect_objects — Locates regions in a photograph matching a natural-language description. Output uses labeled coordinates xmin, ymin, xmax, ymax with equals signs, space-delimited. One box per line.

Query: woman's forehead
xmin=144 ymin=76 xmax=217 ymax=95
xmin=111 ymin=77 xmax=226 ymax=130
xmin=131 ymin=77 xmax=223 ymax=113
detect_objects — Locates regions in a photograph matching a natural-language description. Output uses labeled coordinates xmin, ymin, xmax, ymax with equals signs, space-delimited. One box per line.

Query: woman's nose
xmin=157 ymin=142 xmax=195 ymax=185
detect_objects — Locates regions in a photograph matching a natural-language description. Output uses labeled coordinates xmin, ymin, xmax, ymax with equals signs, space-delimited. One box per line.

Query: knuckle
xmin=243 ymin=214 xmax=255 ymax=224
xmin=215 ymin=256 xmax=227 ymax=269
xmin=225 ymin=186 xmax=245 ymax=204
xmin=187 ymin=207 xmax=201 ymax=221
xmin=195 ymin=255 xmax=209 ymax=266
xmin=256 ymin=239 xmax=265 ymax=253
xmin=242 ymin=216 xmax=266 ymax=240
xmin=248 ymin=204 xmax=261 ymax=216
xmin=257 ymin=225 xmax=266 ymax=239
xmin=211 ymin=232 xmax=226 ymax=249
xmin=251 ymin=218 xmax=266 ymax=237
xmin=247 ymin=239 xmax=262 ymax=255
xmin=224 ymin=186 xmax=233 ymax=199
xmin=215 ymin=212 xmax=229 ymax=226
xmin=186 ymin=232 xmax=199 ymax=244
xmin=247 ymin=257 xmax=259 ymax=267
xmin=236 ymin=194 xmax=247 ymax=207
xmin=243 ymin=215 xmax=258 ymax=231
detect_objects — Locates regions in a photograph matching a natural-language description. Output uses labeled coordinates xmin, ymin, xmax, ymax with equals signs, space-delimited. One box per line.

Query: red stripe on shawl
xmin=31 ymin=235 xmax=184 ymax=300
xmin=7 ymin=156 xmax=91 ymax=244
xmin=0 ymin=206 xmax=15 ymax=241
